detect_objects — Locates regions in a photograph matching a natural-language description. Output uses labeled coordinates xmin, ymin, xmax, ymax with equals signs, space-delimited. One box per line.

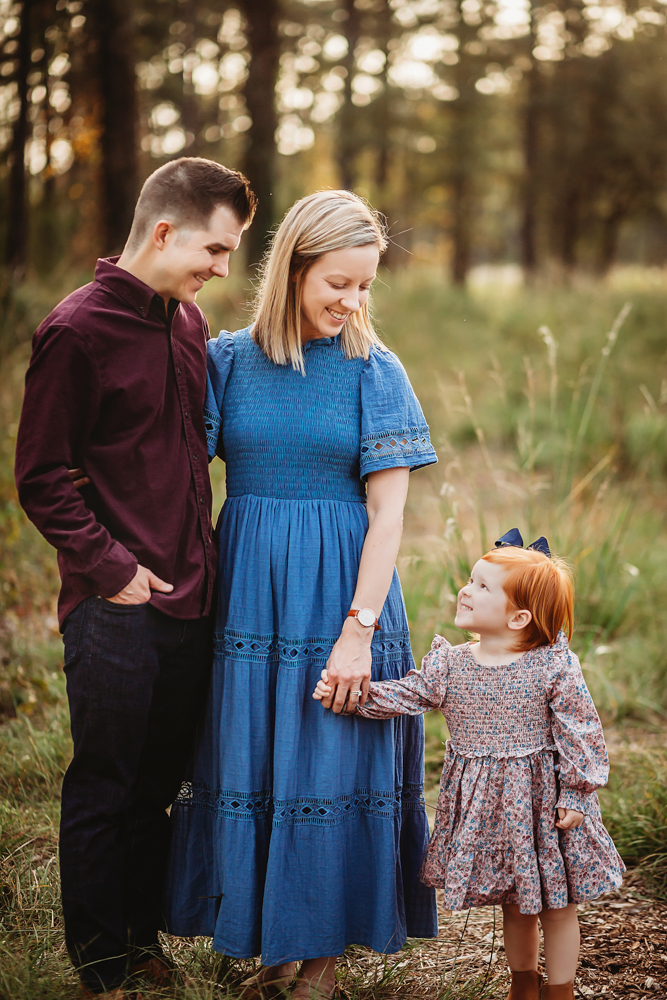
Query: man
xmin=15 ymin=157 xmax=256 ymax=998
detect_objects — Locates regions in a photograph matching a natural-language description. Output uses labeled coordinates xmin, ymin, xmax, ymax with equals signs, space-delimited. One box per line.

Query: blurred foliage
xmin=601 ymin=745 xmax=667 ymax=898
xmin=1 ymin=0 xmax=667 ymax=302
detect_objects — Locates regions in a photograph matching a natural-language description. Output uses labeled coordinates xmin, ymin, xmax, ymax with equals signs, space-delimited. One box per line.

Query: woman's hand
xmin=68 ymin=467 xmax=90 ymax=489
xmin=321 ymin=618 xmax=372 ymax=714
xmin=556 ymin=808 xmax=584 ymax=830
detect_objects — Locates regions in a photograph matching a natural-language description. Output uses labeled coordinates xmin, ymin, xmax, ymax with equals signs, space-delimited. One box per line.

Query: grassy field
xmin=1 ymin=268 xmax=666 ymax=997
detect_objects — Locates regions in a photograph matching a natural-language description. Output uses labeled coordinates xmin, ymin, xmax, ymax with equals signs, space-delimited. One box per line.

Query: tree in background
xmin=2 ymin=0 xmax=667 ymax=292
xmin=238 ymin=0 xmax=280 ymax=265
xmin=5 ymin=0 xmax=32 ymax=277
xmin=89 ymin=0 xmax=138 ymax=254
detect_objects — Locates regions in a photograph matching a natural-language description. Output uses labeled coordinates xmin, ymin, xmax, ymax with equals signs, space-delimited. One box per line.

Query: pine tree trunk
xmin=5 ymin=0 xmax=33 ymax=276
xmin=449 ymin=1 xmax=477 ymax=287
xmin=336 ymin=0 xmax=362 ymax=192
xmin=238 ymin=0 xmax=280 ymax=267
xmin=520 ymin=3 xmax=539 ymax=278
xmin=92 ymin=0 xmax=139 ymax=255
xmin=520 ymin=73 xmax=539 ymax=276
xmin=451 ymin=168 xmax=471 ymax=286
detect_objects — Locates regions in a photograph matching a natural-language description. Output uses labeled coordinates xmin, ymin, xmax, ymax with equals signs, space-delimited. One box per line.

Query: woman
xmin=166 ymin=191 xmax=438 ymax=998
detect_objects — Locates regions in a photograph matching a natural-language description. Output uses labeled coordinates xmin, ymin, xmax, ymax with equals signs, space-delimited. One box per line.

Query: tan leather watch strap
xmin=347 ymin=608 xmax=381 ymax=631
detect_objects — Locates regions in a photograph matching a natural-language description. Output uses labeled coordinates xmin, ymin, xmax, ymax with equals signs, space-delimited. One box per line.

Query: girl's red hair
xmin=482 ymin=547 xmax=574 ymax=651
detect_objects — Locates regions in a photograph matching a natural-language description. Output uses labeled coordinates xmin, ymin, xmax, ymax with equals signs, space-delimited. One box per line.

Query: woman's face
xmin=299 ymin=244 xmax=380 ymax=341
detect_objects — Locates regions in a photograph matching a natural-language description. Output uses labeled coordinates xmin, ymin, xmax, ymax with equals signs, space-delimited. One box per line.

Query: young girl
xmin=313 ymin=531 xmax=625 ymax=1000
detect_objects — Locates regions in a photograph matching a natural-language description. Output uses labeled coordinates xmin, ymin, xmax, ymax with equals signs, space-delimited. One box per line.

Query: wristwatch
xmin=347 ymin=608 xmax=381 ymax=631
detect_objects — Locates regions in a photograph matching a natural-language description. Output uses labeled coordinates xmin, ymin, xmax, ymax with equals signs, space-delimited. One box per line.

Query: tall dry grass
xmin=1 ymin=268 xmax=667 ymax=997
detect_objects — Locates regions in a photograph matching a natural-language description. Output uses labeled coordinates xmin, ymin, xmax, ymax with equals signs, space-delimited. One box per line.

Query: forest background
xmin=1 ymin=0 xmax=667 ymax=997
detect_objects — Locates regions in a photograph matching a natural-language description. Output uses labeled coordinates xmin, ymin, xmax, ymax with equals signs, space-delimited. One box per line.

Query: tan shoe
xmin=507 ymin=970 xmax=543 ymax=999
xmin=540 ymin=983 xmax=574 ymax=1000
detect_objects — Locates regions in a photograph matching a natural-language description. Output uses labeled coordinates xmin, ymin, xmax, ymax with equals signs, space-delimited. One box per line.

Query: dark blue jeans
xmin=60 ymin=596 xmax=212 ymax=993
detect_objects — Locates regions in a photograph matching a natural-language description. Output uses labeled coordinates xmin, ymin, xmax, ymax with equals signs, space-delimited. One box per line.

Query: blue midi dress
xmin=165 ymin=327 xmax=439 ymax=965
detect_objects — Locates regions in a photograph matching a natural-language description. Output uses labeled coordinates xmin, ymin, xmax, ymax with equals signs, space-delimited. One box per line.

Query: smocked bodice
xmin=223 ymin=331 xmax=365 ymax=501
xmin=203 ymin=328 xmax=437 ymax=502
xmin=442 ymin=646 xmax=556 ymax=757
xmin=360 ymin=633 xmax=610 ymax=813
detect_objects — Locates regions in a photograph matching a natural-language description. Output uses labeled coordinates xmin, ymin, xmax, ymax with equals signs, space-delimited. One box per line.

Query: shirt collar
xmin=94 ymin=256 xmax=179 ymax=323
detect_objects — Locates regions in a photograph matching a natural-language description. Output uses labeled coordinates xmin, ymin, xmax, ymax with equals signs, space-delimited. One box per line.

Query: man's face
xmin=156 ymin=204 xmax=245 ymax=303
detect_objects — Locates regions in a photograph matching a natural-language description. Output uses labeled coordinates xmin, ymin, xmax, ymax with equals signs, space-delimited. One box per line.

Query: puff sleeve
xmin=357 ymin=634 xmax=451 ymax=719
xmin=204 ymin=332 xmax=235 ymax=461
xmin=547 ymin=637 xmax=610 ymax=814
xmin=359 ymin=347 xmax=437 ymax=480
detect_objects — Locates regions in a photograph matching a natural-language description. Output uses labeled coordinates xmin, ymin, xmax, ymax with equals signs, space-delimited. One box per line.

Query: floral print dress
xmin=357 ymin=632 xmax=625 ymax=914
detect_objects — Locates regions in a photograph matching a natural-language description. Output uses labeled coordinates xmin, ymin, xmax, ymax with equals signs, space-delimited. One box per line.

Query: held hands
xmin=316 ymin=618 xmax=372 ymax=713
xmin=556 ymin=807 xmax=585 ymax=830
xmin=313 ymin=670 xmax=334 ymax=704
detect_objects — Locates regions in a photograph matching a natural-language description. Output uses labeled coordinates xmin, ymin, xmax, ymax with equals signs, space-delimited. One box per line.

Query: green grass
xmin=600 ymin=745 xmax=667 ymax=898
xmin=2 ymin=268 xmax=667 ymax=995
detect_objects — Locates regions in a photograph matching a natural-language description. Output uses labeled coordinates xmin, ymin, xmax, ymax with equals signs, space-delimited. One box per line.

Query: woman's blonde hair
xmin=252 ymin=190 xmax=388 ymax=372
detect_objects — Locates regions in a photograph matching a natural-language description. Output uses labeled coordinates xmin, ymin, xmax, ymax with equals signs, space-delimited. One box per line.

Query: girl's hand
xmin=556 ymin=808 xmax=584 ymax=830
xmin=323 ymin=618 xmax=372 ymax=714
xmin=312 ymin=670 xmax=333 ymax=703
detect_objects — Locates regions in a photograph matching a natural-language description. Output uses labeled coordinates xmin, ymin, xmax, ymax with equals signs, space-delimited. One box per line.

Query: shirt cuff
xmin=86 ymin=541 xmax=138 ymax=598
xmin=556 ymin=787 xmax=596 ymax=814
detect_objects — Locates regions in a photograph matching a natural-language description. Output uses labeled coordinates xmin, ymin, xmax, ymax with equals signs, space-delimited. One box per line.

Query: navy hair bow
xmin=495 ymin=528 xmax=551 ymax=558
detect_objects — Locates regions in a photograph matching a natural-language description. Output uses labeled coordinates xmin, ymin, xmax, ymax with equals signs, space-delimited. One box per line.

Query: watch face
xmin=357 ymin=608 xmax=376 ymax=627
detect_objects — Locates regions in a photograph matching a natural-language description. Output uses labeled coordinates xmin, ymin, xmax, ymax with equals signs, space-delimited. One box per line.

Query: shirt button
xmin=184 ymin=412 xmax=190 ymax=419
xmin=176 ymin=367 xmax=182 ymax=375
xmin=193 ymin=454 xmax=198 ymax=461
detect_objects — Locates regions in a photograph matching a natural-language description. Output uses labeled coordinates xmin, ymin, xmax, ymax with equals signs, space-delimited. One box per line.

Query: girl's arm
xmin=322 ymin=466 xmax=410 ymax=714
xmin=315 ymin=635 xmax=450 ymax=719
xmin=548 ymin=644 xmax=610 ymax=814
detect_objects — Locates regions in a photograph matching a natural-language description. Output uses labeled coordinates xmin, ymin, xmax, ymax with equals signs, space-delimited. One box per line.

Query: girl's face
xmin=455 ymin=559 xmax=515 ymax=634
xmin=299 ymin=244 xmax=380 ymax=342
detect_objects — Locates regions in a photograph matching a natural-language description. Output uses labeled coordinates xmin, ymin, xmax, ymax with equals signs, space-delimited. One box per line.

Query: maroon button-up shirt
xmin=15 ymin=257 xmax=216 ymax=627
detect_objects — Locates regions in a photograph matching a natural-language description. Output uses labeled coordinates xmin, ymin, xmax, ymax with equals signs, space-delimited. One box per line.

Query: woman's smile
xmin=326 ymin=306 xmax=348 ymax=323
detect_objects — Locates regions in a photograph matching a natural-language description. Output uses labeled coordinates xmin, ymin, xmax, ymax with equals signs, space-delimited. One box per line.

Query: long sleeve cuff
xmin=556 ymin=787 xmax=597 ymax=814
xmin=85 ymin=541 xmax=138 ymax=597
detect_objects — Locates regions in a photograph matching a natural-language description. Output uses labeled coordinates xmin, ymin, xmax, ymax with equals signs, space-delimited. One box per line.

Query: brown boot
xmin=540 ymin=983 xmax=574 ymax=1000
xmin=507 ymin=970 xmax=543 ymax=999
xmin=130 ymin=953 xmax=184 ymax=988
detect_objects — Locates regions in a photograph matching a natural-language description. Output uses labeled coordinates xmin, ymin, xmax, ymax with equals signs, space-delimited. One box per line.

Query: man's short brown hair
xmin=127 ymin=157 xmax=257 ymax=250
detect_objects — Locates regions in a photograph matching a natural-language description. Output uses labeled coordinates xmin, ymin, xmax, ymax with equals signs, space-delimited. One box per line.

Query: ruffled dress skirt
xmin=422 ymin=745 xmax=625 ymax=913
xmin=165 ymin=495 xmax=438 ymax=963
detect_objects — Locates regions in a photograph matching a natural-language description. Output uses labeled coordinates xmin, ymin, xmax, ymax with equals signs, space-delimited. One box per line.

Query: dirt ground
xmin=333 ymin=871 xmax=667 ymax=998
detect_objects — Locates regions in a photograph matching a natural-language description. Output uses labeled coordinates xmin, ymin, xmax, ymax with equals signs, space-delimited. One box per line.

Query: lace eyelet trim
xmin=360 ymin=425 xmax=435 ymax=474
xmin=174 ymin=781 xmax=426 ymax=825
xmin=214 ymin=628 xmax=413 ymax=667
xmin=204 ymin=405 xmax=220 ymax=452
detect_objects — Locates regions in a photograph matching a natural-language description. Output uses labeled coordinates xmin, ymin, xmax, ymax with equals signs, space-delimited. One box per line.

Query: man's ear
xmin=152 ymin=219 xmax=175 ymax=251
xmin=507 ymin=608 xmax=532 ymax=632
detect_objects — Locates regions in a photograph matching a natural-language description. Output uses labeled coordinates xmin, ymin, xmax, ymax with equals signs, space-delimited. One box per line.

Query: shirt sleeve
xmin=357 ymin=634 xmax=451 ymax=719
xmin=359 ymin=347 xmax=437 ymax=480
xmin=204 ymin=332 xmax=235 ymax=460
xmin=547 ymin=637 xmax=610 ymax=814
xmin=15 ymin=322 xmax=138 ymax=597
